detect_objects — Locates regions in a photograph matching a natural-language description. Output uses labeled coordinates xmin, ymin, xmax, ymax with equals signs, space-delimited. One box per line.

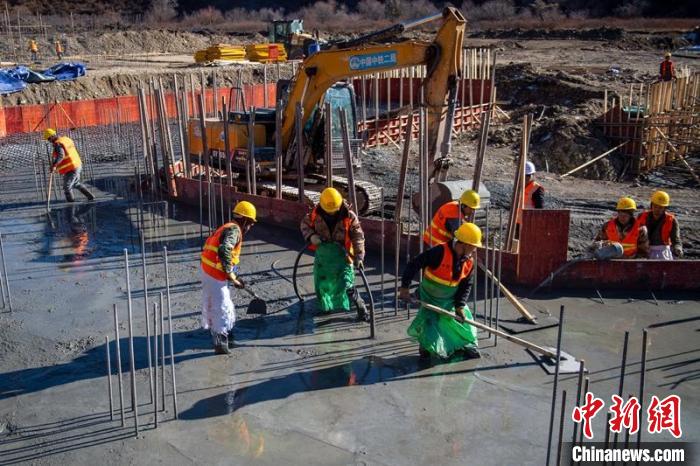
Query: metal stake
xmin=0 ymin=233 xmax=12 ymax=312
xmin=105 ymin=336 xmax=114 ymax=421
xmin=159 ymin=292 xmax=166 ymax=411
xmin=141 ymin=235 xmax=154 ymax=404
xmin=165 ymin=260 xmax=179 ymax=419
xmin=571 ymin=359 xmax=585 ymax=450
xmin=546 ymin=305 xmax=565 ymax=466
xmin=613 ymin=331 xmax=629 ymax=449
xmin=556 ymin=390 xmax=567 ymax=466
xmin=153 ymin=302 xmax=159 ymax=428
xmin=636 ymin=329 xmax=648 ymax=451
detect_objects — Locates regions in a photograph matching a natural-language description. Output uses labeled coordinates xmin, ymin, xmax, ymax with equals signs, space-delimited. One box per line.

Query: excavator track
xmin=256 ymin=175 xmax=383 ymax=215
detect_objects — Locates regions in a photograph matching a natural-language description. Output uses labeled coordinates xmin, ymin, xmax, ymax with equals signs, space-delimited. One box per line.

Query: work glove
xmin=673 ymin=246 xmax=683 ymax=258
xmin=454 ymin=307 xmax=466 ymax=323
xmin=353 ymin=257 xmax=364 ymax=270
xmin=398 ymin=287 xmax=412 ymax=303
xmin=309 ymin=234 xmax=322 ymax=246
xmin=230 ymin=276 xmax=245 ymax=289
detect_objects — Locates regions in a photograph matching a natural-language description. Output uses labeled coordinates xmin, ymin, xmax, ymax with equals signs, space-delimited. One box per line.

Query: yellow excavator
xmin=187 ymin=7 xmax=465 ymax=214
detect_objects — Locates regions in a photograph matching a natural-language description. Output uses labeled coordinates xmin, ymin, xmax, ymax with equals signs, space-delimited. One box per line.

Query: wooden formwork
xmin=599 ymin=71 xmax=700 ymax=174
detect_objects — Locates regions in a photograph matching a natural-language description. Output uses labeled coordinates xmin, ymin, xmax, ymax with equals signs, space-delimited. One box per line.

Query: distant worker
xmin=300 ymin=187 xmax=369 ymax=321
xmin=659 ymin=52 xmax=676 ymax=82
xmin=200 ymin=201 xmax=257 ymax=354
xmin=54 ymin=39 xmax=63 ymax=60
xmin=400 ymin=223 xmax=482 ymax=361
xmin=637 ymin=191 xmax=683 ymax=260
xmin=423 ymin=189 xmax=480 ymax=246
xmin=29 ymin=38 xmax=39 ymax=62
xmin=44 ymin=128 xmax=95 ymax=202
xmin=594 ymin=197 xmax=649 ymax=259
xmin=516 ymin=161 xmax=545 ymax=232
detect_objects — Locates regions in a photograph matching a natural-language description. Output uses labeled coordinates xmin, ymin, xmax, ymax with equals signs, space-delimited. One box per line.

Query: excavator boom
xmin=280 ymin=7 xmax=466 ymax=168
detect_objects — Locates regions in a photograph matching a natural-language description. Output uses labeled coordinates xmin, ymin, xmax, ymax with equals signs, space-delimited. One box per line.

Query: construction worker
xmin=400 ymin=223 xmax=481 ymax=360
xmin=515 ymin=161 xmax=545 ymax=233
xmin=300 ymin=187 xmax=369 ymax=321
xmin=659 ymin=52 xmax=676 ymax=82
xmin=29 ymin=38 xmax=39 ymax=62
xmin=422 ymin=189 xmax=480 ymax=246
xmin=54 ymin=39 xmax=63 ymax=60
xmin=594 ymin=197 xmax=649 ymax=259
xmin=45 ymin=128 xmax=95 ymax=202
xmin=637 ymin=191 xmax=683 ymax=260
xmin=200 ymin=201 xmax=257 ymax=354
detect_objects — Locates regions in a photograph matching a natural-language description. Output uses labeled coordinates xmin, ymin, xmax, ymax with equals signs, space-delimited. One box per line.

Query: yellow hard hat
xmin=650 ymin=190 xmax=670 ymax=207
xmin=459 ymin=189 xmax=481 ymax=209
xmin=233 ymin=200 xmax=257 ymax=222
xmin=319 ymin=187 xmax=343 ymax=213
xmin=616 ymin=197 xmax=636 ymax=211
xmin=43 ymin=128 xmax=57 ymax=140
xmin=454 ymin=222 xmax=482 ymax=247
xmin=665 ymin=52 xmax=672 ymax=58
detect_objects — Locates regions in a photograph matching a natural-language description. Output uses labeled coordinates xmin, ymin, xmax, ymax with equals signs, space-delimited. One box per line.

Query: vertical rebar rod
xmin=406 ymin=185 xmax=413 ymax=320
xmin=275 ymin=99 xmax=283 ymax=199
xmin=141 ymin=235 xmax=154 ymax=404
xmin=0 ymin=233 xmax=12 ymax=312
xmin=124 ymin=249 xmax=139 ymax=436
xmin=495 ymin=209 xmax=503 ymax=344
xmin=472 ymin=248 xmax=478 ymax=320
xmin=579 ymin=377 xmax=590 ymax=446
xmin=484 ymin=205 xmax=490 ymax=327
xmin=159 ymin=292 xmax=166 ymax=411
xmin=546 ymin=305 xmax=565 ymax=466
xmin=571 ymin=359 xmax=585 ymax=450
xmin=164 ymin=248 xmax=179 ymax=419
xmin=198 ymin=153 xmax=203 ymax=245
xmin=113 ymin=304 xmax=125 ymax=427
xmin=636 ymin=329 xmax=648 ymax=450
xmin=340 ymin=108 xmax=358 ymax=213
xmin=105 ymin=336 xmax=114 ymax=421
xmin=380 ymin=188 xmax=385 ymax=312
xmin=295 ymin=103 xmax=305 ymax=203
xmin=613 ymin=331 xmax=629 ymax=449
xmin=153 ymin=302 xmax=159 ymax=428
xmin=489 ymin=209 xmax=497 ymax=332
xmin=556 ymin=390 xmax=567 ymax=466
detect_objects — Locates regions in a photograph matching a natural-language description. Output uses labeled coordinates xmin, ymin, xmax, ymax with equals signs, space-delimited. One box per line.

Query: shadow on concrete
xmin=0 ymin=329 xmax=215 ymax=401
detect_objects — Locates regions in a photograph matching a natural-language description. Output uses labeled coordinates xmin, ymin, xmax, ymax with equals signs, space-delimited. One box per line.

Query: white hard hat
xmin=525 ymin=161 xmax=536 ymax=175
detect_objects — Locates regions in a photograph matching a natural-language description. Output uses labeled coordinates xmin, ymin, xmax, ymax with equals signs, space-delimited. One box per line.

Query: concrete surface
xmin=0 ymin=162 xmax=698 ymax=465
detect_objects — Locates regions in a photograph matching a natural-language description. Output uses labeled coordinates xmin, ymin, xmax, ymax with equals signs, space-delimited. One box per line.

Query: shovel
xmin=241 ymin=287 xmax=267 ymax=315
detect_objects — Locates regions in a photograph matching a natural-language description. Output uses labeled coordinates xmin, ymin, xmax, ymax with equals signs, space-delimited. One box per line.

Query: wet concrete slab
xmin=0 ymin=163 xmax=698 ymax=465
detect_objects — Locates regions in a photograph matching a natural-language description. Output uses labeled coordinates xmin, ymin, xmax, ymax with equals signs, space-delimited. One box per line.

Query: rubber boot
xmin=65 ymin=191 xmax=75 ymax=202
xmin=77 ymin=186 xmax=95 ymax=201
xmin=458 ymin=346 xmax=481 ymax=360
xmin=418 ymin=346 xmax=431 ymax=359
xmin=212 ymin=331 xmax=230 ymax=355
xmin=354 ymin=295 xmax=370 ymax=322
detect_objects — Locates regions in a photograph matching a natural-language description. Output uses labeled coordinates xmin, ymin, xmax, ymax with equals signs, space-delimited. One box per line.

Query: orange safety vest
xmin=200 ymin=222 xmax=243 ymax=280
xmin=424 ymin=243 xmax=474 ymax=287
xmin=516 ymin=180 xmax=544 ymax=225
xmin=423 ymin=201 xmax=460 ymax=246
xmin=30 ymin=40 xmax=38 ymax=52
xmin=308 ymin=206 xmax=354 ymax=260
xmin=53 ymin=136 xmax=82 ymax=174
xmin=638 ymin=211 xmax=674 ymax=245
xmin=55 ymin=41 xmax=63 ymax=53
xmin=605 ymin=218 xmax=641 ymax=257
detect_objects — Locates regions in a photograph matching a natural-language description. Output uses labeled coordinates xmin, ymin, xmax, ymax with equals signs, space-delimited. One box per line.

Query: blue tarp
xmin=0 ymin=69 xmax=26 ymax=95
xmin=42 ymin=62 xmax=86 ymax=81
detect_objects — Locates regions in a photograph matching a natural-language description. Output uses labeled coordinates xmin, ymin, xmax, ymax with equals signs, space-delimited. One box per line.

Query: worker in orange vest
xmin=55 ymin=39 xmax=64 ymax=60
xmin=659 ymin=52 xmax=676 ymax=82
xmin=300 ymin=187 xmax=369 ymax=321
xmin=422 ymin=189 xmax=480 ymax=247
xmin=200 ymin=201 xmax=257 ymax=354
xmin=594 ymin=197 xmax=649 ymax=259
xmin=29 ymin=38 xmax=39 ymax=62
xmin=45 ymin=128 xmax=95 ymax=202
xmin=637 ymin=191 xmax=683 ymax=260
xmin=515 ymin=161 xmax=545 ymax=234
xmin=400 ymin=223 xmax=482 ymax=361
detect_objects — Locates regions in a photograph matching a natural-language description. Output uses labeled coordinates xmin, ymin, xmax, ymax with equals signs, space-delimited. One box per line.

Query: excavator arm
xmin=280 ymin=8 xmax=466 ymax=171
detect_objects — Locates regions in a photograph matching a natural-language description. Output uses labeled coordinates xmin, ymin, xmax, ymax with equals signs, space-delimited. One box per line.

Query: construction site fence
xmin=599 ymin=71 xmax=700 ymax=174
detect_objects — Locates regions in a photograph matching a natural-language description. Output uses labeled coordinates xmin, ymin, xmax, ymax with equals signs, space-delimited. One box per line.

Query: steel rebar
xmin=165 ymin=255 xmax=179 ymax=419
xmin=546 ymin=305 xmax=565 ymax=466
xmin=613 ymin=331 xmax=629 ymax=449
xmin=571 ymin=359 xmax=585 ymax=453
xmin=0 ymin=233 xmax=12 ymax=312
xmin=141 ymin=235 xmax=154 ymax=404
xmin=159 ymin=292 xmax=166 ymax=411
xmin=153 ymin=302 xmax=159 ymax=428
xmin=495 ymin=209 xmax=503 ymax=344
xmin=105 ymin=336 xmax=114 ymax=421
xmin=484 ymin=205 xmax=490 ymax=328
xmin=636 ymin=329 xmax=648 ymax=452
xmin=380 ymin=187 xmax=385 ymax=312
xmin=556 ymin=390 xmax=567 ymax=466
xmin=124 ymin=249 xmax=139 ymax=436
xmin=113 ymin=304 xmax=125 ymax=427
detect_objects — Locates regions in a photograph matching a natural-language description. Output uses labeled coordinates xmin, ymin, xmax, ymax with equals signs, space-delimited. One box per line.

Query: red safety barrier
xmin=0 ymin=83 xmax=278 ymax=138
